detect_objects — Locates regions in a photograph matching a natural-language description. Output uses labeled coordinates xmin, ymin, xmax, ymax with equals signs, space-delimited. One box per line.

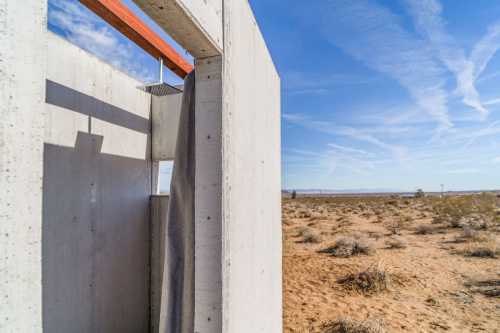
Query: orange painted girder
xmin=79 ymin=0 xmax=193 ymax=78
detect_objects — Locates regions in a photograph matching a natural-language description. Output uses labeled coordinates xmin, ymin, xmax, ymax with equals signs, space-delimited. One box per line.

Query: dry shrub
xmin=319 ymin=236 xmax=374 ymax=257
xmin=296 ymin=208 xmax=312 ymax=218
xmin=457 ymin=227 xmax=492 ymax=243
xmin=296 ymin=226 xmax=310 ymax=237
xmin=302 ymin=229 xmax=322 ymax=243
xmin=415 ymin=224 xmax=439 ymax=235
xmin=465 ymin=279 xmax=500 ymax=297
xmin=385 ymin=236 xmax=408 ymax=249
xmin=461 ymin=239 xmax=499 ymax=258
xmin=309 ymin=212 xmax=327 ymax=221
xmin=431 ymin=193 xmax=499 ymax=228
xmin=322 ymin=318 xmax=385 ymax=333
xmin=338 ymin=264 xmax=389 ymax=295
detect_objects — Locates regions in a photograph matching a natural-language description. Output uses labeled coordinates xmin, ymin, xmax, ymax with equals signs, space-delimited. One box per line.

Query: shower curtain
xmin=158 ymin=71 xmax=195 ymax=333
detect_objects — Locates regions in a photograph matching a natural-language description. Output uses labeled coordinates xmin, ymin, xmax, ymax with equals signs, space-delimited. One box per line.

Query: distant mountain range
xmin=282 ymin=188 xmax=500 ymax=195
xmin=283 ymin=188 xmax=405 ymax=194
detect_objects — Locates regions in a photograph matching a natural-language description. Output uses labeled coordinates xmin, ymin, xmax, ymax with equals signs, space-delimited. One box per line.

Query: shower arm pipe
xmin=79 ymin=0 xmax=193 ymax=78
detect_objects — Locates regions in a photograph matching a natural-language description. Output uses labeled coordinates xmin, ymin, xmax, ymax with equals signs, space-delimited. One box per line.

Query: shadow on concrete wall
xmin=43 ymin=80 xmax=153 ymax=332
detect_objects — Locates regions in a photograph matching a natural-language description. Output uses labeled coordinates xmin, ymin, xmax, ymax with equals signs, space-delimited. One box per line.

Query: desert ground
xmin=282 ymin=194 xmax=500 ymax=333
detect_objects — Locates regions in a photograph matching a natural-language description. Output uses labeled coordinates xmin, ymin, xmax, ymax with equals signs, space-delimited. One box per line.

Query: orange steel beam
xmin=79 ymin=0 xmax=193 ymax=78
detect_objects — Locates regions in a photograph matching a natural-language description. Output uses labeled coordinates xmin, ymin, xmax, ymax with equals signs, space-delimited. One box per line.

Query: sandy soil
xmin=283 ymin=196 xmax=500 ymax=333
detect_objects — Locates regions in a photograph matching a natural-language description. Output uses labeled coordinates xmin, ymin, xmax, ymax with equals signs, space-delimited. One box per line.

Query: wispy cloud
xmin=406 ymin=0 xmax=500 ymax=118
xmin=283 ymin=71 xmax=376 ymax=95
xmin=48 ymin=0 xmax=155 ymax=82
xmin=283 ymin=112 xmax=408 ymax=161
xmin=493 ymin=156 xmax=500 ymax=164
xmin=313 ymin=0 xmax=451 ymax=129
xmin=327 ymin=143 xmax=371 ymax=156
xmin=484 ymin=97 xmax=500 ymax=106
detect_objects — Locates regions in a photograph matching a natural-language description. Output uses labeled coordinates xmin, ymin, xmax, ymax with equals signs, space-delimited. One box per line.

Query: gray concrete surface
xmin=0 ymin=1 xmax=47 ymax=331
xmin=222 ymin=2 xmax=282 ymax=331
xmin=42 ymin=34 xmax=152 ymax=332
xmin=194 ymin=56 xmax=223 ymax=332
xmin=138 ymin=1 xmax=282 ymax=331
xmin=134 ymin=0 xmax=223 ymax=57
xmin=152 ymin=93 xmax=183 ymax=161
xmin=151 ymin=195 xmax=169 ymax=332
xmin=2 ymin=1 xmax=281 ymax=331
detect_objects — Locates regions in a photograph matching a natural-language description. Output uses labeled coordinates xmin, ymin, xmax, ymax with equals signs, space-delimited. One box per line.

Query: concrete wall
xmin=150 ymin=195 xmax=169 ymax=333
xmin=134 ymin=0 xmax=223 ymax=58
xmin=152 ymin=92 xmax=183 ymax=161
xmin=222 ymin=1 xmax=282 ymax=332
xmin=42 ymin=33 xmax=152 ymax=332
xmin=0 ymin=1 xmax=47 ymax=331
xmin=136 ymin=1 xmax=282 ymax=332
xmin=194 ymin=56 xmax=223 ymax=332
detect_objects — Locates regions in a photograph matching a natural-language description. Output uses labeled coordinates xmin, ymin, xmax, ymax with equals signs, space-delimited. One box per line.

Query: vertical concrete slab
xmin=194 ymin=56 xmax=223 ymax=332
xmin=222 ymin=1 xmax=282 ymax=332
xmin=150 ymin=195 xmax=169 ymax=332
xmin=152 ymin=93 xmax=183 ymax=161
xmin=43 ymin=35 xmax=152 ymax=332
xmin=0 ymin=1 xmax=47 ymax=331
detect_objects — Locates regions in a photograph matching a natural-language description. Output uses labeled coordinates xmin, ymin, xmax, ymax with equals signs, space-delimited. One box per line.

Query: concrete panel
xmin=0 ymin=1 xmax=47 ymax=331
xmin=222 ymin=1 xmax=282 ymax=332
xmin=46 ymin=33 xmax=151 ymax=153
xmin=42 ymin=133 xmax=151 ymax=333
xmin=152 ymin=93 xmax=183 ymax=161
xmin=43 ymin=35 xmax=152 ymax=332
xmin=133 ymin=0 xmax=223 ymax=58
xmin=150 ymin=195 xmax=169 ymax=333
xmin=194 ymin=56 xmax=223 ymax=332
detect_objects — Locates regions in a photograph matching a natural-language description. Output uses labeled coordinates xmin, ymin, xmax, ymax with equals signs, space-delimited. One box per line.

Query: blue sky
xmin=48 ymin=0 xmax=500 ymax=192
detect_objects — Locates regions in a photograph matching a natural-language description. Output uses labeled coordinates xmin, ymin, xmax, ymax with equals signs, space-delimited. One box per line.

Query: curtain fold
xmin=158 ymin=71 xmax=195 ymax=333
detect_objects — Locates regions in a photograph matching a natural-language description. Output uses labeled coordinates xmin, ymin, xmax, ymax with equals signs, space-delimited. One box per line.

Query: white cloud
xmin=484 ymin=97 xmax=500 ymax=106
xmin=283 ymin=71 xmax=376 ymax=95
xmin=282 ymin=113 xmax=408 ymax=161
xmin=48 ymin=0 xmax=155 ymax=83
xmin=316 ymin=0 xmax=452 ymax=129
xmin=327 ymin=143 xmax=370 ymax=156
xmin=405 ymin=0 xmax=500 ymax=118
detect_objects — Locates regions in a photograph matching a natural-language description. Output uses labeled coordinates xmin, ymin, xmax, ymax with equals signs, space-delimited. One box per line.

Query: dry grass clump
xmin=431 ymin=193 xmax=499 ymax=229
xmin=302 ymin=229 xmax=323 ymax=243
xmin=337 ymin=263 xmax=389 ymax=294
xmin=456 ymin=227 xmax=492 ymax=243
xmin=321 ymin=318 xmax=386 ymax=333
xmin=465 ymin=279 xmax=500 ymax=297
xmin=385 ymin=236 xmax=408 ymax=249
xmin=460 ymin=239 xmax=500 ymax=258
xmin=296 ymin=208 xmax=312 ymax=219
xmin=319 ymin=236 xmax=374 ymax=257
xmin=415 ymin=224 xmax=440 ymax=235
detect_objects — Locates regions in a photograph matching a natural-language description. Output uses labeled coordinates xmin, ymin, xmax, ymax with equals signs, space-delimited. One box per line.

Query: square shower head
xmin=140 ymin=82 xmax=182 ymax=96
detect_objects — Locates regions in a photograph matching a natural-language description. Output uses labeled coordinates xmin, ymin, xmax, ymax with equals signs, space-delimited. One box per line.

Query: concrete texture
xmin=2 ymin=1 xmax=281 ymax=331
xmin=42 ymin=34 xmax=152 ymax=332
xmin=136 ymin=1 xmax=282 ymax=331
xmin=134 ymin=0 xmax=223 ymax=58
xmin=150 ymin=194 xmax=169 ymax=332
xmin=152 ymin=92 xmax=183 ymax=161
xmin=194 ymin=56 xmax=223 ymax=332
xmin=0 ymin=1 xmax=47 ymax=331
xmin=221 ymin=1 xmax=282 ymax=331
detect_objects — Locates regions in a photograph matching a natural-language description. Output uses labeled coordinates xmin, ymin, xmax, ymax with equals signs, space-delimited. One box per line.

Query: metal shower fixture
xmin=139 ymin=58 xmax=182 ymax=97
